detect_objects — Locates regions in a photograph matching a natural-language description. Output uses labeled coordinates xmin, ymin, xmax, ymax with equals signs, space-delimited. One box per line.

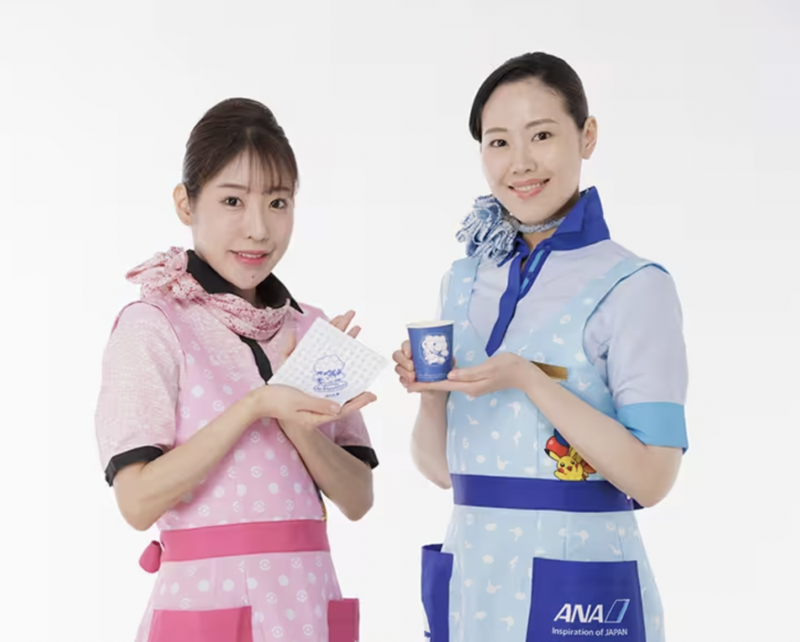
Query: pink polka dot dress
xmin=94 ymin=248 xmax=376 ymax=642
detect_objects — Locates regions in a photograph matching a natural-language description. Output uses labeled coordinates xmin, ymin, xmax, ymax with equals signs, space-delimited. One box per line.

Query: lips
xmin=232 ymin=250 xmax=271 ymax=266
xmin=510 ymin=178 xmax=549 ymax=192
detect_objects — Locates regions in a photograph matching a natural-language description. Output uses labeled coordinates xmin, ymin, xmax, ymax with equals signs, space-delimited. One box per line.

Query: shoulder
xmin=585 ymin=245 xmax=683 ymax=351
xmin=604 ymin=249 xmax=682 ymax=318
xmin=441 ymin=256 xmax=482 ymax=287
xmin=112 ymin=300 xmax=175 ymax=337
xmin=106 ymin=301 xmax=183 ymax=362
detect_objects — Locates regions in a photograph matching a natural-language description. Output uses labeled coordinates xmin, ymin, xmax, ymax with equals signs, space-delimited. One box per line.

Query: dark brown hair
xmin=469 ymin=52 xmax=589 ymax=142
xmin=182 ymin=97 xmax=299 ymax=202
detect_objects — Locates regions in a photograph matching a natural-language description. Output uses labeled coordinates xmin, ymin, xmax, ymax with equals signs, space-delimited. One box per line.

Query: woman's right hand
xmin=393 ymin=340 xmax=455 ymax=396
xmin=248 ymin=384 xmax=343 ymax=424
xmin=392 ymin=340 xmax=417 ymax=390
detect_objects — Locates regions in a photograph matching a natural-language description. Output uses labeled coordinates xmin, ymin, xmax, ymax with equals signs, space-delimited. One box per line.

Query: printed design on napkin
xmin=270 ymin=317 xmax=387 ymax=404
xmin=421 ymin=333 xmax=450 ymax=366
xmin=313 ymin=354 xmax=348 ymax=394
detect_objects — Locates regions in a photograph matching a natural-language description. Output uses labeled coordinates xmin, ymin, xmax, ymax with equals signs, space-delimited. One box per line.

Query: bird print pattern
xmin=422 ymin=256 xmax=667 ymax=642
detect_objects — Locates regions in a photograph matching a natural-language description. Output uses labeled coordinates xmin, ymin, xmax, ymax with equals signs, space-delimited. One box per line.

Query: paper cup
xmin=406 ymin=321 xmax=454 ymax=382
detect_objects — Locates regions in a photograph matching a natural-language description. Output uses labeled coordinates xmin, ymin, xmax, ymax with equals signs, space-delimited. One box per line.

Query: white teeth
xmin=513 ymin=182 xmax=544 ymax=192
xmin=238 ymin=252 xmax=265 ymax=259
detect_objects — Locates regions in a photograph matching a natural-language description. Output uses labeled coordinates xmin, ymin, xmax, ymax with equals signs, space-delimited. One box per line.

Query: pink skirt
xmin=133 ymin=520 xmax=359 ymax=642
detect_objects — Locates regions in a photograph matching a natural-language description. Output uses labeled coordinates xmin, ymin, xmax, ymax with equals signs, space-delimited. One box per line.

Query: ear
xmin=173 ymin=183 xmax=192 ymax=227
xmin=581 ymin=116 xmax=598 ymax=160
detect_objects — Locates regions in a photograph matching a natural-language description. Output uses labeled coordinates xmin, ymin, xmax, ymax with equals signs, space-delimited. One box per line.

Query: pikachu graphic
xmin=544 ymin=430 xmax=596 ymax=481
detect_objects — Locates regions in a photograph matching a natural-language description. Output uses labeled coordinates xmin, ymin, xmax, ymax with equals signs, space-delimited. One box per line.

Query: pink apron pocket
xmin=147 ymin=606 xmax=253 ymax=642
xmin=328 ymin=598 xmax=359 ymax=642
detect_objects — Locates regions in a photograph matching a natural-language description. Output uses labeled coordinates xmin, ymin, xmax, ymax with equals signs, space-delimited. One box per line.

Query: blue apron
xmin=421 ymin=255 xmax=667 ymax=642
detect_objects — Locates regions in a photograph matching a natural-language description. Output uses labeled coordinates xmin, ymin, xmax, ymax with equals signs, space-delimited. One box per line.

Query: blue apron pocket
xmin=526 ymin=558 xmax=646 ymax=642
xmin=421 ymin=543 xmax=453 ymax=641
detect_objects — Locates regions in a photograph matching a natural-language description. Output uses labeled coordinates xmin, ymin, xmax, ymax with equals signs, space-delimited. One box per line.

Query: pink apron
xmin=118 ymin=293 xmax=360 ymax=642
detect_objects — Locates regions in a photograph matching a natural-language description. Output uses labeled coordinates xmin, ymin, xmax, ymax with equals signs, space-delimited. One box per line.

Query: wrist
xmin=419 ymin=390 xmax=447 ymax=408
xmin=518 ymin=360 xmax=548 ymax=396
xmin=242 ymin=387 xmax=270 ymax=424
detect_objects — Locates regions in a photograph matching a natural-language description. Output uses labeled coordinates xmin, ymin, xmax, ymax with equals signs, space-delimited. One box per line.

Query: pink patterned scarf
xmin=126 ymin=247 xmax=292 ymax=342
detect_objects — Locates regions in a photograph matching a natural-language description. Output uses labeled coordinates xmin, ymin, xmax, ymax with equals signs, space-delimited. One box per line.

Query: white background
xmin=1 ymin=0 xmax=798 ymax=640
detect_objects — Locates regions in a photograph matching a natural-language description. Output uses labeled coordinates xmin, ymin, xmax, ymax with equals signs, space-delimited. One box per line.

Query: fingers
xmin=394 ymin=363 xmax=416 ymax=389
xmin=402 ymin=340 xmax=412 ymax=359
xmin=340 ymin=392 xmax=377 ymax=416
xmin=330 ymin=310 xmax=356 ymax=333
xmin=392 ymin=349 xmax=414 ymax=368
xmin=301 ymin=394 xmax=342 ymax=416
xmin=347 ymin=325 xmax=361 ymax=339
xmin=446 ymin=365 xmax=486 ymax=383
xmin=406 ymin=380 xmax=455 ymax=394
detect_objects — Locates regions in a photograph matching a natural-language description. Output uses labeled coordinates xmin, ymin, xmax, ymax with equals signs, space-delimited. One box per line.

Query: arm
xmin=444 ymin=267 xmax=688 ymax=507
xmin=518 ymin=267 xmax=686 ymax=506
xmin=520 ymin=366 xmax=681 ymax=507
xmin=280 ymin=421 xmax=374 ymax=521
xmin=410 ymin=392 xmax=451 ymax=489
xmin=96 ymin=304 xmax=269 ymax=531
xmin=97 ymin=305 xmax=342 ymax=531
xmin=278 ymin=308 xmax=379 ymax=520
xmin=408 ymin=270 xmax=452 ymax=488
xmin=113 ymin=394 xmax=262 ymax=531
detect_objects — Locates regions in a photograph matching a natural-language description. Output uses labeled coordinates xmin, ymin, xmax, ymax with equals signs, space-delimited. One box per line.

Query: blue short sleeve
xmin=599 ymin=267 xmax=689 ymax=451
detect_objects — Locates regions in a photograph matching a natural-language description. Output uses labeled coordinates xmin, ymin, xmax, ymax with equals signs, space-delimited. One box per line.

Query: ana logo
xmin=554 ymin=599 xmax=630 ymax=624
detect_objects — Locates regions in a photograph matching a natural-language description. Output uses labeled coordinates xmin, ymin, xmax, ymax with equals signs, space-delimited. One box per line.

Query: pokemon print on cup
xmin=270 ymin=317 xmax=387 ymax=404
xmin=406 ymin=321 xmax=454 ymax=382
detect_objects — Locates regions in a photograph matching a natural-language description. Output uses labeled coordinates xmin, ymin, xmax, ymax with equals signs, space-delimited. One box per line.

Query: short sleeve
xmin=331 ymin=412 xmax=378 ymax=468
xmin=94 ymin=302 xmax=182 ymax=482
xmin=596 ymin=267 xmax=689 ymax=450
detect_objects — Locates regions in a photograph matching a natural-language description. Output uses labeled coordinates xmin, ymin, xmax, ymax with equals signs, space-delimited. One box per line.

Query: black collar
xmin=186 ymin=250 xmax=303 ymax=312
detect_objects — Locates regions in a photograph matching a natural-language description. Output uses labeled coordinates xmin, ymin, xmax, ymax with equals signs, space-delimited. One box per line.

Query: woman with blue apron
xmin=393 ymin=52 xmax=688 ymax=642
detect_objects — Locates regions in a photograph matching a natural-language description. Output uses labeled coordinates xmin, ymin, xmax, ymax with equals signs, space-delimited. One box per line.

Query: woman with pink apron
xmin=94 ymin=98 xmax=377 ymax=642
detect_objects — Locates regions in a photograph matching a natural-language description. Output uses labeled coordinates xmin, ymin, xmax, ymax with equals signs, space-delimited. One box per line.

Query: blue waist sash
xmin=451 ymin=474 xmax=642 ymax=513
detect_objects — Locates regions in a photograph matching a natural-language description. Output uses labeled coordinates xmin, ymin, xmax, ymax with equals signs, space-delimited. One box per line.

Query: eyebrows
xmin=214 ymin=182 xmax=293 ymax=195
xmin=483 ymin=118 xmax=559 ymax=137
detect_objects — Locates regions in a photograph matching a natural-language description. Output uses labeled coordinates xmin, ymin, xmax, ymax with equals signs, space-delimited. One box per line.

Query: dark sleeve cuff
xmin=341 ymin=445 xmax=379 ymax=469
xmin=104 ymin=446 xmax=164 ymax=486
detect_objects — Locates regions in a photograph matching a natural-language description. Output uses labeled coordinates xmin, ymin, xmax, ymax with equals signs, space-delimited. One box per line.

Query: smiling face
xmin=174 ymin=151 xmax=295 ymax=305
xmin=480 ymin=77 xmax=597 ymax=225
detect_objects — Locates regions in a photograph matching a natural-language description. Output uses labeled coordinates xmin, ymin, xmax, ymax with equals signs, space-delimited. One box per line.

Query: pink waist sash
xmin=139 ymin=519 xmax=330 ymax=573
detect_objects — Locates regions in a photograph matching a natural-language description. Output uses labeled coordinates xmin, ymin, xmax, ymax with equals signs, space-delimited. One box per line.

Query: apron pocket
xmin=526 ymin=558 xmax=646 ymax=642
xmin=328 ymin=598 xmax=359 ymax=642
xmin=421 ymin=543 xmax=453 ymax=641
xmin=147 ymin=606 xmax=253 ymax=642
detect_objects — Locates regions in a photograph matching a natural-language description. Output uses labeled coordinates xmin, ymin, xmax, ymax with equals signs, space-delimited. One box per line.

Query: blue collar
xmin=502 ymin=186 xmax=610 ymax=264
xmin=486 ymin=187 xmax=611 ymax=356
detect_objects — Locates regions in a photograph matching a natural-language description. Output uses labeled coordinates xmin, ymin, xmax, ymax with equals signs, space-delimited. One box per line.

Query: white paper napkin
xmin=269 ymin=317 xmax=388 ymax=404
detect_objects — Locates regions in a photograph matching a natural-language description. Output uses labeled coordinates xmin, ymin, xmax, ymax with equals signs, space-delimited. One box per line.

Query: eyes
xmin=222 ymin=196 xmax=289 ymax=209
xmin=488 ymin=131 xmax=552 ymax=148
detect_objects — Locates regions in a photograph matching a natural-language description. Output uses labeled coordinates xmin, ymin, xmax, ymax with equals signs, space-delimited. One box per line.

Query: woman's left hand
xmin=279 ymin=392 xmax=377 ymax=435
xmin=330 ymin=310 xmax=361 ymax=338
xmin=409 ymin=352 xmax=537 ymax=397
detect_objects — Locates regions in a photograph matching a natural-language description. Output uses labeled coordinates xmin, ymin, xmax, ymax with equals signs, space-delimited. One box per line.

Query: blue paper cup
xmin=406 ymin=321 xmax=455 ymax=383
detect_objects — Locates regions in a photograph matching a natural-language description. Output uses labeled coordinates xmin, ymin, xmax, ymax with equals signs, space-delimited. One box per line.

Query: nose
xmin=510 ymin=143 xmax=537 ymax=175
xmin=244 ymin=203 xmax=269 ymax=242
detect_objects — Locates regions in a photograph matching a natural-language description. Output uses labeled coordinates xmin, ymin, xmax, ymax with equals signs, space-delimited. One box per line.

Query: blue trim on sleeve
xmin=617 ymin=402 xmax=688 ymax=451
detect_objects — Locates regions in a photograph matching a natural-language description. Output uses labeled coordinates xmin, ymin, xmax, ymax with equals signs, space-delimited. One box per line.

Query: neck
xmin=520 ymin=188 xmax=581 ymax=251
xmin=238 ymin=287 xmax=261 ymax=307
xmin=521 ymin=227 xmax=557 ymax=251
